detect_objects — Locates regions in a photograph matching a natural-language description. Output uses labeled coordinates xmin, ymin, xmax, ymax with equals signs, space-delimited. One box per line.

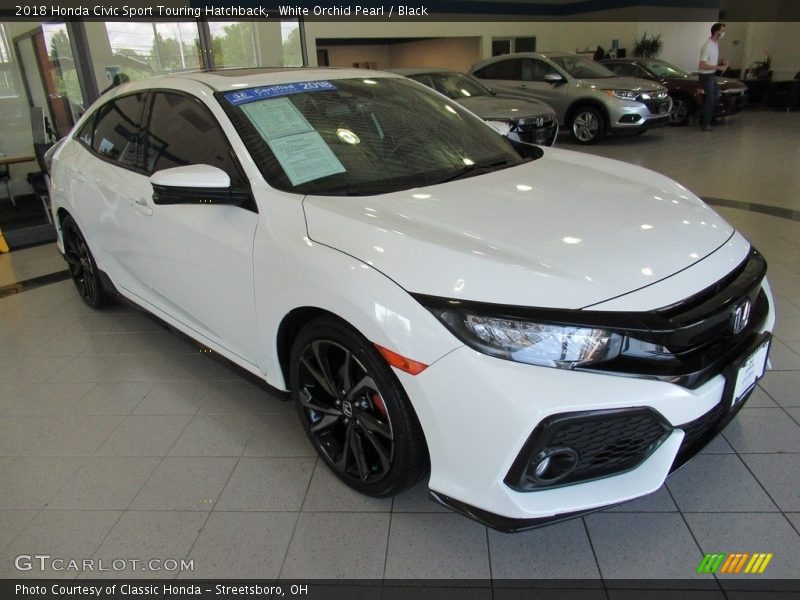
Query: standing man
xmin=698 ymin=22 xmax=730 ymax=131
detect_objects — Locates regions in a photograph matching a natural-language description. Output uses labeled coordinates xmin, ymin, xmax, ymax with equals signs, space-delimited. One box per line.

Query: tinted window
xmin=605 ymin=63 xmax=642 ymax=78
xmin=90 ymin=93 xmax=146 ymax=168
xmin=145 ymin=92 xmax=243 ymax=186
xmin=76 ymin=115 xmax=95 ymax=148
xmin=521 ymin=59 xmax=561 ymax=82
xmin=475 ymin=59 xmax=522 ymax=80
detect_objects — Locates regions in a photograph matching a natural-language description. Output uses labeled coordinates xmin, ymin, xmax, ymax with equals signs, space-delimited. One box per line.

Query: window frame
xmin=73 ymin=91 xmax=149 ymax=175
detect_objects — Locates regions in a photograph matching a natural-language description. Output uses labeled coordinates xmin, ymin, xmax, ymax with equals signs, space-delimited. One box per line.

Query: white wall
xmin=743 ymin=22 xmax=800 ymax=79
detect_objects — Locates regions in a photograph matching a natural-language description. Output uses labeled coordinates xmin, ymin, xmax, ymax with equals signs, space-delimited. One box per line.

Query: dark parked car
xmin=601 ymin=58 xmax=748 ymax=125
xmin=391 ymin=68 xmax=559 ymax=146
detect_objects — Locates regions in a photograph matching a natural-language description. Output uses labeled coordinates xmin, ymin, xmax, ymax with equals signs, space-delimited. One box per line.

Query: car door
xmin=63 ymin=92 xmax=151 ymax=292
xmin=473 ymin=57 xmax=568 ymax=118
xmin=124 ymin=90 xmax=260 ymax=364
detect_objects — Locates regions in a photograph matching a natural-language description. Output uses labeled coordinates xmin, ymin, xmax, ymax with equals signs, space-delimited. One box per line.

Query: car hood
xmin=303 ymin=148 xmax=734 ymax=309
xmin=666 ymin=75 xmax=746 ymax=91
xmin=579 ymin=77 xmax=664 ymax=92
xmin=455 ymin=95 xmax=555 ymax=120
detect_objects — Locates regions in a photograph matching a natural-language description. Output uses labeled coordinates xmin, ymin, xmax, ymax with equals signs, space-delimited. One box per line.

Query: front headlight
xmin=437 ymin=310 xmax=623 ymax=369
xmin=602 ymin=89 xmax=640 ymax=101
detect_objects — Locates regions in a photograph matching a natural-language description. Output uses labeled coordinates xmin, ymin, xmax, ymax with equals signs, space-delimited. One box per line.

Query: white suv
xmin=49 ymin=68 xmax=773 ymax=531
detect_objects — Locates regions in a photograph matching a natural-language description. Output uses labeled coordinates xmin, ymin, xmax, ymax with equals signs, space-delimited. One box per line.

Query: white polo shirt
xmin=699 ymin=38 xmax=719 ymax=74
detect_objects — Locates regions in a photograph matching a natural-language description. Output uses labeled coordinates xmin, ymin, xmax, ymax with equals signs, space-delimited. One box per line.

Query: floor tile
xmin=168 ymin=415 xmax=256 ymax=457
xmin=28 ymin=416 xmax=124 ymax=456
xmin=392 ymin=480 xmax=449 ymax=513
xmin=193 ymin=380 xmax=293 ymax=415
xmin=0 ymin=510 xmax=38 ymax=552
xmin=68 ymin=382 xmax=153 ymax=415
xmin=243 ymin=412 xmax=317 ymax=458
xmin=767 ymin=339 xmax=800 ymax=371
xmin=215 ymin=457 xmax=315 ymax=511
xmin=95 ymin=415 xmax=192 ymax=456
xmin=684 ymin=512 xmax=800 ymax=579
xmin=281 ymin=512 xmax=390 ymax=579
xmin=740 ymin=454 xmax=800 ymax=512
xmin=0 ymin=510 xmax=121 ymax=578
xmin=786 ymin=513 xmax=800 ymax=535
xmin=743 ymin=386 xmax=777 ymax=408
xmin=759 ymin=371 xmax=800 ymax=407
xmin=488 ymin=518 xmax=599 ymax=578
xmin=384 ymin=513 xmax=489 ymax=579
xmin=47 ymin=457 xmax=161 ymax=510
xmin=584 ymin=513 xmax=702 ymax=579
xmin=0 ymin=416 xmax=54 ymax=455
xmin=667 ymin=454 xmax=778 ymax=512
xmin=0 ymin=456 xmax=86 ymax=509
xmin=723 ymin=408 xmax=800 ymax=453
xmin=302 ymin=460 xmax=392 ymax=512
xmin=91 ymin=511 xmax=206 ymax=579
xmin=604 ymin=486 xmax=677 ymax=512
xmin=132 ymin=381 xmax=208 ymax=415
xmin=699 ymin=434 xmax=735 ymax=453
xmin=183 ymin=511 xmax=297 ymax=579
xmin=130 ymin=457 xmax=238 ymax=511
xmin=2 ymin=382 xmax=95 ymax=416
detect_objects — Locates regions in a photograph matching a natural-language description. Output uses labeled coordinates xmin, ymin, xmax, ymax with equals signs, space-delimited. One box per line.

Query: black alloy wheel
xmin=62 ymin=215 xmax=109 ymax=309
xmin=290 ymin=317 xmax=427 ymax=497
xmin=669 ymin=95 xmax=693 ymax=125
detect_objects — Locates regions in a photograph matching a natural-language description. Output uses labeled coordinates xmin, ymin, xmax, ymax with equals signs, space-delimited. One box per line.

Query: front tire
xmin=61 ymin=215 xmax=110 ymax=309
xmin=570 ymin=106 xmax=605 ymax=144
xmin=669 ymin=95 xmax=694 ymax=125
xmin=290 ymin=316 xmax=428 ymax=497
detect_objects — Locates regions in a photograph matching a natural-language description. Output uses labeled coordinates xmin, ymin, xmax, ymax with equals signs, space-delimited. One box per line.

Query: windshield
xmin=411 ymin=72 xmax=491 ymax=99
xmin=549 ymin=55 xmax=616 ymax=79
xmin=643 ymin=60 xmax=691 ymax=79
xmin=220 ymin=77 xmax=530 ymax=196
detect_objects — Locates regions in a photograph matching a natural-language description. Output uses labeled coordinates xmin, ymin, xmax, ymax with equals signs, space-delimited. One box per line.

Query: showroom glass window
xmin=89 ymin=93 xmax=146 ymax=168
xmin=145 ymin=91 xmax=244 ymax=186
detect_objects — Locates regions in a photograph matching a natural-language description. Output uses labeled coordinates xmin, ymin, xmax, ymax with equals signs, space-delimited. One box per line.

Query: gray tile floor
xmin=1 ymin=109 xmax=799 ymax=581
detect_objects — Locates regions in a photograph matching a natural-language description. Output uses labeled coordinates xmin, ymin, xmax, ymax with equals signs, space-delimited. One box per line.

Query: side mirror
xmin=150 ymin=165 xmax=248 ymax=207
xmin=544 ymin=73 xmax=565 ymax=84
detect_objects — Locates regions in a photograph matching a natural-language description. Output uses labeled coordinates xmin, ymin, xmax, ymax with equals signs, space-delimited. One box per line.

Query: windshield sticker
xmin=225 ymin=81 xmax=337 ymax=105
xmin=268 ymin=131 xmax=346 ymax=186
xmin=241 ymin=98 xmax=313 ymax=140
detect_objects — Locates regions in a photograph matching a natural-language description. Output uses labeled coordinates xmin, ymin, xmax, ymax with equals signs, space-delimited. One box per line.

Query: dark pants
xmin=699 ymin=73 xmax=719 ymax=126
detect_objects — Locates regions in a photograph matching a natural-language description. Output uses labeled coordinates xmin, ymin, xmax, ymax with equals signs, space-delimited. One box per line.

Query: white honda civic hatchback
xmin=49 ymin=68 xmax=774 ymax=531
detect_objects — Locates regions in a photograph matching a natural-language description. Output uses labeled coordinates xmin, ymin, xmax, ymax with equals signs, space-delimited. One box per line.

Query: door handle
xmin=129 ymin=197 xmax=153 ymax=216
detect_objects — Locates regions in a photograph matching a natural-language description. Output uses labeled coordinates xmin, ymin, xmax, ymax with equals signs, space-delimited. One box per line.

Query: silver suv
xmin=469 ymin=52 xmax=672 ymax=144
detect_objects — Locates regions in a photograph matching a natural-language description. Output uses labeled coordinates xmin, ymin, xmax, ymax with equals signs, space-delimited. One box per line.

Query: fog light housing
xmin=529 ymin=447 xmax=579 ymax=484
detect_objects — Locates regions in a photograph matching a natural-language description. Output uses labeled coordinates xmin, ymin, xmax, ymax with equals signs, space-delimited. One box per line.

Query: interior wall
xmin=387 ymin=38 xmax=480 ymax=71
xmin=635 ymin=22 xmax=716 ymax=72
xmin=320 ymin=44 xmax=391 ymax=69
xmin=743 ymin=22 xmax=800 ymax=79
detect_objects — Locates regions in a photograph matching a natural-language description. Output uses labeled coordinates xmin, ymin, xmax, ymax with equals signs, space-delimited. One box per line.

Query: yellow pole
xmin=0 ymin=224 xmax=9 ymax=253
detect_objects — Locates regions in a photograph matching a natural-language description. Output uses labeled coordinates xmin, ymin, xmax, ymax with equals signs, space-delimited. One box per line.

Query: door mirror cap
xmin=544 ymin=73 xmax=566 ymax=84
xmin=150 ymin=164 xmax=230 ymax=189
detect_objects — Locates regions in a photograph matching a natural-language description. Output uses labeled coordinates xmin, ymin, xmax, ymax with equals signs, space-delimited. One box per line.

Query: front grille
xmin=505 ymin=408 xmax=671 ymax=491
xmin=644 ymin=99 xmax=671 ymax=114
xmin=514 ymin=122 xmax=558 ymax=145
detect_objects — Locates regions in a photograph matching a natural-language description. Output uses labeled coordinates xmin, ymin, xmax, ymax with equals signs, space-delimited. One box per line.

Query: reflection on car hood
xmin=455 ymin=95 xmax=555 ymax=120
xmin=717 ymin=77 xmax=748 ymax=91
xmin=583 ymin=77 xmax=664 ymax=92
xmin=303 ymin=148 xmax=735 ymax=309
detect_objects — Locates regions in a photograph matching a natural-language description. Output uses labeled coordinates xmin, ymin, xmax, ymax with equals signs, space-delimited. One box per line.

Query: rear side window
xmin=474 ymin=59 xmax=522 ymax=80
xmin=145 ymin=92 xmax=243 ymax=186
xmin=90 ymin=93 xmax=146 ymax=168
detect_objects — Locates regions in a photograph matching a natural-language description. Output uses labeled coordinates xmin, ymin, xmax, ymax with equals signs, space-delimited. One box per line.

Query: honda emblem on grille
xmin=534 ymin=117 xmax=544 ymax=127
xmin=731 ymin=299 xmax=752 ymax=335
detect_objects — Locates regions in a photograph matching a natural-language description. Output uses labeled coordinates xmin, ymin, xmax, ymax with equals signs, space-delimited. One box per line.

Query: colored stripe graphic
xmin=698 ymin=552 xmax=773 ymax=574
xmin=697 ymin=553 xmax=726 ymax=574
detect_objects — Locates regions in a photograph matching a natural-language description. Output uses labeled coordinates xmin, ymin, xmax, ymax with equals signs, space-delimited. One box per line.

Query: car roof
xmin=388 ymin=67 xmax=460 ymax=76
xmin=141 ymin=67 xmax=405 ymax=92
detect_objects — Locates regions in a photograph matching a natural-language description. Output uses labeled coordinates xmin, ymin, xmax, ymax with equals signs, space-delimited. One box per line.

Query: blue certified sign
xmin=224 ymin=81 xmax=338 ymax=105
